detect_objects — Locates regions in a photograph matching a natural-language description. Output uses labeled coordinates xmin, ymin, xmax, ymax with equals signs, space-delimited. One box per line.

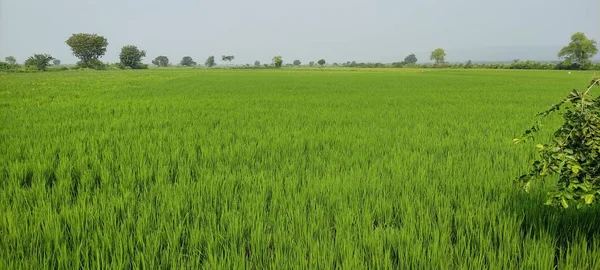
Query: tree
xmin=558 ymin=32 xmax=598 ymax=70
xmin=205 ymin=56 xmax=216 ymax=67
xmin=254 ymin=60 xmax=260 ymax=67
xmin=152 ymin=56 xmax=169 ymax=67
xmin=464 ymin=60 xmax=473 ymax=69
xmin=430 ymin=48 xmax=446 ymax=65
xmin=515 ymin=78 xmax=600 ymax=208
xmin=404 ymin=54 xmax=418 ymax=64
xmin=53 ymin=59 xmax=61 ymax=66
xmin=309 ymin=61 xmax=315 ymax=67
xmin=180 ymin=56 xmax=196 ymax=66
xmin=221 ymin=55 xmax=234 ymax=65
xmin=293 ymin=60 xmax=301 ymax=66
xmin=317 ymin=59 xmax=326 ymax=67
xmin=65 ymin=33 xmax=108 ymax=68
xmin=5 ymin=56 xmax=16 ymax=65
xmin=24 ymin=54 xmax=54 ymax=71
xmin=272 ymin=56 xmax=283 ymax=68
xmin=119 ymin=45 xmax=147 ymax=69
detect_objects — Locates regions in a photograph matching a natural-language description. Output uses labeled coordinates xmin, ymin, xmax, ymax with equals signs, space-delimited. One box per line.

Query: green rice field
xmin=1 ymin=68 xmax=599 ymax=268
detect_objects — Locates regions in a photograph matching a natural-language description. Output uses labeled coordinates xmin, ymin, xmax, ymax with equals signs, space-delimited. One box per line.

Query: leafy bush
xmin=515 ymin=78 xmax=600 ymax=208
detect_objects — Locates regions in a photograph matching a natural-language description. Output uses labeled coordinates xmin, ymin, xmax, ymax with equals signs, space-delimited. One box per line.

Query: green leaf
xmin=582 ymin=194 xmax=594 ymax=204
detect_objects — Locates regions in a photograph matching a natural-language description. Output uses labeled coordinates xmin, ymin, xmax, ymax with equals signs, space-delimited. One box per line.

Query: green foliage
xmin=558 ymin=32 xmax=598 ymax=70
xmin=52 ymin=59 xmax=61 ymax=66
xmin=430 ymin=48 xmax=446 ymax=65
xmin=152 ymin=56 xmax=169 ymax=67
xmin=2 ymin=69 xmax=600 ymax=268
xmin=272 ymin=55 xmax=283 ymax=68
xmin=205 ymin=56 xmax=216 ymax=67
xmin=180 ymin=56 xmax=196 ymax=66
xmin=254 ymin=60 xmax=260 ymax=67
xmin=5 ymin=56 xmax=17 ymax=65
xmin=76 ymin=59 xmax=106 ymax=70
xmin=24 ymin=54 xmax=54 ymax=71
xmin=119 ymin=45 xmax=147 ymax=69
xmin=464 ymin=60 xmax=473 ymax=69
xmin=309 ymin=61 xmax=315 ymax=67
xmin=317 ymin=59 xmax=326 ymax=67
xmin=221 ymin=55 xmax=234 ymax=65
xmin=404 ymin=53 xmax=418 ymax=64
xmin=293 ymin=60 xmax=301 ymax=66
xmin=65 ymin=33 xmax=108 ymax=69
xmin=515 ymin=78 xmax=600 ymax=209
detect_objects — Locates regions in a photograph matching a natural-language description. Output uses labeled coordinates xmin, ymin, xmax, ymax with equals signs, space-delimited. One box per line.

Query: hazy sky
xmin=1 ymin=0 xmax=599 ymax=65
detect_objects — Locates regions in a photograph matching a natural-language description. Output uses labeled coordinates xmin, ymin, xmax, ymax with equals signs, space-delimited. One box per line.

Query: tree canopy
xmin=119 ymin=45 xmax=147 ymax=69
xmin=180 ymin=56 xmax=197 ymax=66
xmin=558 ymin=32 xmax=598 ymax=70
xmin=293 ymin=60 xmax=301 ymax=66
xmin=430 ymin=48 xmax=446 ymax=64
xmin=272 ymin=56 xmax=283 ymax=68
xmin=24 ymin=54 xmax=54 ymax=71
xmin=65 ymin=33 xmax=108 ymax=69
xmin=5 ymin=56 xmax=16 ymax=65
xmin=152 ymin=56 xmax=169 ymax=67
xmin=254 ymin=61 xmax=260 ymax=67
xmin=205 ymin=56 xmax=216 ymax=67
xmin=317 ymin=59 xmax=326 ymax=67
xmin=404 ymin=54 xmax=418 ymax=64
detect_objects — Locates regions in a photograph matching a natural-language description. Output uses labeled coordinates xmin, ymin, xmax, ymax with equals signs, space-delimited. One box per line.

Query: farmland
xmin=1 ymin=68 xmax=599 ymax=268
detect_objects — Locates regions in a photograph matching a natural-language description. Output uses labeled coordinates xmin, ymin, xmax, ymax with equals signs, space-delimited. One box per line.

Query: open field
xmin=1 ymin=68 xmax=599 ymax=268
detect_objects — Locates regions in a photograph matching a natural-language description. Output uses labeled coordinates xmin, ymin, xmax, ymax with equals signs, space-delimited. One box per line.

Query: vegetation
xmin=1 ymin=69 xmax=599 ymax=268
xmin=5 ymin=56 xmax=17 ymax=65
xmin=180 ymin=56 xmax=197 ymax=66
xmin=404 ymin=53 xmax=418 ymax=64
xmin=24 ymin=54 xmax=54 ymax=71
xmin=317 ymin=59 xmax=326 ymax=67
xmin=293 ymin=60 xmax=301 ymax=66
xmin=119 ymin=45 xmax=147 ymax=69
xmin=254 ymin=60 xmax=260 ymax=67
xmin=53 ymin=59 xmax=61 ymax=66
xmin=65 ymin=33 xmax=108 ymax=69
xmin=558 ymin=32 xmax=598 ymax=70
xmin=152 ymin=56 xmax=169 ymax=67
xmin=272 ymin=55 xmax=283 ymax=68
xmin=516 ymin=78 xmax=600 ymax=208
xmin=205 ymin=56 xmax=216 ymax=67
xmin=430 ymin=48 xmax=446 ymax=65
xmin=222 ymin=55 xmax=234 ymax=65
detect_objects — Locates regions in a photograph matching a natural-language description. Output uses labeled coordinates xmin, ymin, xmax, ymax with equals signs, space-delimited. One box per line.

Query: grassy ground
xmin=1 ymin=68 xmax=599 ymax=268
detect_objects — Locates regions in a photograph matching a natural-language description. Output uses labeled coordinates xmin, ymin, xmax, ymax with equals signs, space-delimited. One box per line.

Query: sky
xmin=1 ymin=0 xmax=599 ymax=65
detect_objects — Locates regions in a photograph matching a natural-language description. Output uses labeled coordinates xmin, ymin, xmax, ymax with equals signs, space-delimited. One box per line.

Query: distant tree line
xmin=1 ymin=32 xmax=598 ymax=72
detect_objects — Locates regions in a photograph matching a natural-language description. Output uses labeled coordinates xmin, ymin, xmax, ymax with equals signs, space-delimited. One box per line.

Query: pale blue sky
xmin=1 ymin=0 xmax=599 ymax=65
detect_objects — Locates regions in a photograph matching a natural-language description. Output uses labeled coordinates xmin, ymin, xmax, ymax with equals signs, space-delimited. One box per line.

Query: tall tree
xmin=65 ymin=33 xmax=108 ymax=68
xmin=180 ymin=56 xmax=196 ymax=66
xmin=317 ymin=59 xmax=326 ymax=67
xmin=119 ymin=45 xmax=146 ymax=69
xmin=309 ymin=61 xmax=315 ymax=67
xmin=205 ymin=56 xmax=216 ymax=67
xmin=254 ymin=60 xmax=260 ymax=67
xmin=404 ymin=53 xmax=418 ymax=64
xmin=152 ymin=56 xmax=169 ymax=67
xmin=53 ymin=59 xmax=61 ymax=66
xmin=272 ymin=56 xmax=283 ymax=68
xmin=558 ymin=32 xmax=598 ymax=70
xmin=5 ymin=56 xmax=16 ymax=65
xmin=430 ymin=48 xmax=446 ymax=65
xmin=24 ymin=54 xmax=54 ymax=71
xmin=293 ymin=60 xmax=301 ymax=66
xmin=221 ymin=55 xmax=234 ymax=65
